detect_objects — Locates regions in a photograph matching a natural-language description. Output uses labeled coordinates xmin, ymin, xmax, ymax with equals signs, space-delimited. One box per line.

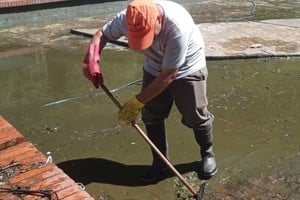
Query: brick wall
xmin=0 ymin=0 xmax=70 ymax=8
xmin=0 ymin=1 xmax=128 ymax=28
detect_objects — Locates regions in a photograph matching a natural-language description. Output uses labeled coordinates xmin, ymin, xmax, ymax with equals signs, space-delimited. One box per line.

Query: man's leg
xmin=193 ymin=125 xmax=217 ymax=179
xmin=171 ymin=67 xmax=217 ymax=179
xmin=141 ymin=70 xmax=173 ymax=182
xmin=141 ymin=122 xmax=169 ymax=182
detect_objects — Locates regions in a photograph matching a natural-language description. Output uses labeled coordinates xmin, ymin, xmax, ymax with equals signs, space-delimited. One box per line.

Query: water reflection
xmin=0 ymin=48 xmax=48 ymax=114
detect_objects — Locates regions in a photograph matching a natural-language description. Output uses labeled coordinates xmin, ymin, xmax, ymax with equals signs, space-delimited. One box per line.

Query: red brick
xmin=0 ymin=116 xmax=11 ymax=127
xmin=0 ymin=142 xmax=35 ymax=165
xmin=0 ymin=0 xmax=71 ymax=8
xmin=0 ymin=128 xmax=24 ymax=151
xmin=16 ymin=168 xmax=61 ymax=187
xmin=21 ymin=173 xmax=73 ymax=200
xmin=36 ymin=173 xmax=73 ymax=190
xmin=62 ymin=190 xmax=95 ymax=200
xmin=9 ymin=163 xmax=56 ymax=184
xmin=0 ymin=115 xmax=94 ymax=199
xmin=54 ymin=182 xmax=85 ymax=200
xmin=23 ymin=174 xmax=76 ymax=200
xmin=3 ymin=151 xmax=48 ymax=178
xmin=0 ymin=116 xmax=24 ymax=150
xmin=0 ymin=193 xmax=18 ymax=200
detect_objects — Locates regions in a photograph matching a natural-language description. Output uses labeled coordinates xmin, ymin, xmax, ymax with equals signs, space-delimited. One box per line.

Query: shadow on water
xmin=57 ymin=158 xmax=200 ymax=186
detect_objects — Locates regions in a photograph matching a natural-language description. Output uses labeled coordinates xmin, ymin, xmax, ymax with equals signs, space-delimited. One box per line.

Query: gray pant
xmin=141 ymin=67 xmax=214 ymax=130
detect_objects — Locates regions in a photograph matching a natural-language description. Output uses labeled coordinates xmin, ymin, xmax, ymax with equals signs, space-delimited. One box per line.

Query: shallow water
xmin=1 ymin=0 xmax=300 ymax=199
xmin=1 ymin=47 xmax=299 ymax=199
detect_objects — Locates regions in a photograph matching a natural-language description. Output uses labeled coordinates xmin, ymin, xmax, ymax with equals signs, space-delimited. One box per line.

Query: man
xmin=83 ymin=0 xmax=217 ymax=182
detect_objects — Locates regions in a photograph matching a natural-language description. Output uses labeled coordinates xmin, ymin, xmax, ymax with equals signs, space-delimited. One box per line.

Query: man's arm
xmin=136 ymin=67 xmax=179 ymax=104
xmin=91 ymin=29 xmax=108 ymax=55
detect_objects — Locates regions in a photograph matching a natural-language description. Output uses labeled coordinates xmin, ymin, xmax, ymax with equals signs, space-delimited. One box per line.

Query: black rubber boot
xmin=141 ymin=122 xmax=169 ymax=183
xmin=193 ymin=126 xmax=217 ymax=179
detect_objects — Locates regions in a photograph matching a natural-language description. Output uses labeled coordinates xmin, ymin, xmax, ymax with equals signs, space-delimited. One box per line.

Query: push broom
xmin=84 ymin=43 xmax=205 ymax=199
xmin=100 ymin=83 xmax=206 ymax=200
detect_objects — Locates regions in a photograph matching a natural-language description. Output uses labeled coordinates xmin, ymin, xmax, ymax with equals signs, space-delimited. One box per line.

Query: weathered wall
xmin=0 ymin=0 xmax=128 ymax=28
xmin=0 ymin=0 xmax=70 ymax=8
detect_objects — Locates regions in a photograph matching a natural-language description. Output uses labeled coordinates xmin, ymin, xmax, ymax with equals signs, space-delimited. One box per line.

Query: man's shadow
xmin=57 ymin=158 xmax=200 ymax=186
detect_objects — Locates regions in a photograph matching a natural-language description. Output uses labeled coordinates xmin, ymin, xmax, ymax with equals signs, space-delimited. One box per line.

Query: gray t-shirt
xmin=103 ymin=0 xmax=206 ymax=79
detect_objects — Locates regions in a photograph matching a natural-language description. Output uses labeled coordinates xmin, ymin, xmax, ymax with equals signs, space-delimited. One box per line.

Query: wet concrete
xmin=200 ymin=18 xmax=300 ymax=58
xmin=72 ymin=18 xmax=300 ymax=59
xmin=0 ymin=0 xmax=300 ymax=200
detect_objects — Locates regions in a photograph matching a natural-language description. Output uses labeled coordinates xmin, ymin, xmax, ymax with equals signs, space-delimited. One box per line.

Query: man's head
xmin=126 ymin=0 xmax=159 ymax=50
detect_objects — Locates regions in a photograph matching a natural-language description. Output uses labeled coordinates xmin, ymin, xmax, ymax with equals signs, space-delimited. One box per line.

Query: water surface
xmin=1 ymin=47 xmax=299 ymax=199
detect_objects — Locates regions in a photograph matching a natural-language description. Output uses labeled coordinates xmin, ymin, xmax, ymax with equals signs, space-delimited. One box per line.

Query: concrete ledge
xmin=71 ymin=18 xmax=300 ymax=60
xmin=200 ymin=19 xmax=300 ymax=59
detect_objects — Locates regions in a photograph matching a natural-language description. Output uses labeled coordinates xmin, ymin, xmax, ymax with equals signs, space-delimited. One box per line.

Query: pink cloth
xmin=83 ymin=43 xmax=103 ymax=88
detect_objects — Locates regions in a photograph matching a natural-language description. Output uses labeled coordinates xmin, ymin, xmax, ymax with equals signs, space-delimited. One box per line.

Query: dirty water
xmin=1 ymin=49 xmax=299 ymax=199
xmin=0 ymin=0 xmax=300 ymax=200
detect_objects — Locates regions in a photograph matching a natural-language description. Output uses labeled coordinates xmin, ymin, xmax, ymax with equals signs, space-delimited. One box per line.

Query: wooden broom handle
xmin=100 ymin=84 xmax=198 ymax=196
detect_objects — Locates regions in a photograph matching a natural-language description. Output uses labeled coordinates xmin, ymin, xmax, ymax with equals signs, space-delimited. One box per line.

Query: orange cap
xmin=126 ymin=0 xmax=159 ymax=50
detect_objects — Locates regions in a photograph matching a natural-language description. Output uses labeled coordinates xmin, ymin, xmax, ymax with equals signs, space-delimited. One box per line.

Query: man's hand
xmin=118 ymin=96 xmax=144 ymax=124
xmin=82 ymin=43 xmax=103 ymax=88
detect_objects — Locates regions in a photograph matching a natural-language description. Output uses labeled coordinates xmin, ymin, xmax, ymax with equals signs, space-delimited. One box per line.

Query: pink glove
xmin=83 ymin=43 xmax=103 ymax=88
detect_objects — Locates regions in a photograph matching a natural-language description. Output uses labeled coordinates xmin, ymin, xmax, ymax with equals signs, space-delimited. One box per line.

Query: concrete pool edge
xmin=71 ymin=18 xmax=300 ymax=60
